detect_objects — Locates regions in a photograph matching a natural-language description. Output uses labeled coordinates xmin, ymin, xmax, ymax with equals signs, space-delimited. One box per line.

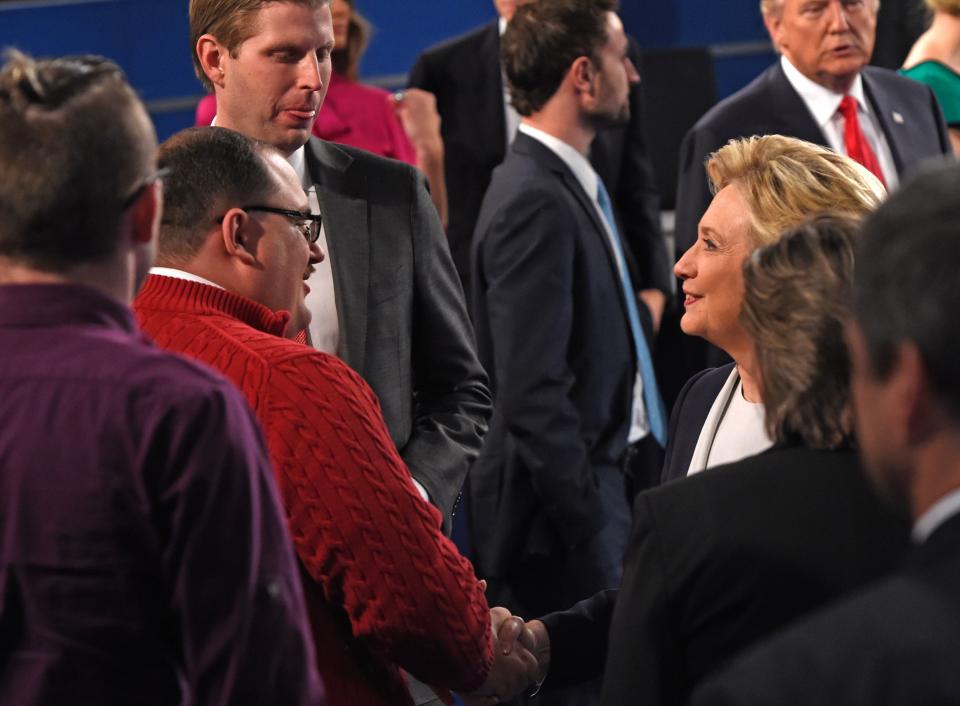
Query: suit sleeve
xmin=407 ymin=51 xmax=433 ymax=92
xmin=264 ymin=354 xmax=493 ymax=691
xmin=403 ymin=167 xmax=493 ymax=526
xmin=614 ymin=39 xmax=671 ymax=295
xmin=478 ymin=182 xmax=606 ymax=548
xmin=152 ymin=382 xmax=324 ymax=706
xmin=539 ymin=589 xmax=618 ymax=687
xmin=599 ymin=492 xmax=680 ymax=706
xmin=674 ymin=122 xmax=724 ymax=258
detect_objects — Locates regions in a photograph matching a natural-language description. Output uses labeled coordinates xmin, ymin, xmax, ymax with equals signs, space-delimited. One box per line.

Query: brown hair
xmin=706 ymin=134 xmax=884 ymax=247
xmin=501 ymin=0 xmax=617 ymax=116
xmin=189 ymin=0 xmax=330 ymax=91
xmin=0 ymin=50 xmax=155 ymax=270
xmin=740 ymin=213 xmax=860 ymax=449
xmin=332 ymin=0 xmax=371 ymax=81
xmin=157 ymin=127 xmax=282 ymax=265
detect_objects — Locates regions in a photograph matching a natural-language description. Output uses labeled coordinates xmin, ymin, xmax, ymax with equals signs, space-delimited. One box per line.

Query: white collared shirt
xmin=499 ymin=17 xmax=521 ymax=148
xmin=913 ymin=487 xmax=960 ymax=543
xmin=518 ymin=122 xmax=649 ymax=442
xmin=780 ymin=56 xmax=898 ymax=189
xmin=213 ymin=113 xmax=340 ymax=353
xmin=287 ymin=146 xmax=340 ymax=356
xmin=150 ymin=266 xmax=224 ymax=289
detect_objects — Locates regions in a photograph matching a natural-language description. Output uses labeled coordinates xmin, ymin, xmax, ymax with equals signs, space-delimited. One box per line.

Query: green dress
xmin=900 ymin=60 xmax=960 ymax=126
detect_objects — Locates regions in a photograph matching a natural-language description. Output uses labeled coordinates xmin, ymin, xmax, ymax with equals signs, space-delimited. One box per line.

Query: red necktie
xmin=839 ymin=95 xmax=886 ymax=187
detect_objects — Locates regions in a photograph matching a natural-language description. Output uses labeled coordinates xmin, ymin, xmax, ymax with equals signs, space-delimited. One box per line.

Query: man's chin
xmin=590 ymin=107 xmax=631 ymax=132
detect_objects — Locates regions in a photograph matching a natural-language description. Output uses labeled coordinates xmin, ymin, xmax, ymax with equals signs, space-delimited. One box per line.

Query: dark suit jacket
xmin=304 ymin=137 xmax=491 ymax=528
xmin=469 ymin=132 xmax=637 ymax=583
xmin=538 ymin=445 xmax=910 ymax=703
xmin=692 ymin=511 xmax=960 ymax=706
xmin=409 ymin=21 xmax=670 ymax=300
xmin=660 ymin=363 xmax=733 ymax=484
xmin=674 ymin=61 xmax=952 ymax=255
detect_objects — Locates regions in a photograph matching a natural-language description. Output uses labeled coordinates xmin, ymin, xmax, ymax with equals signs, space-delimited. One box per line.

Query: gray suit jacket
xmin=304 ymin=137 xmax=492 ymax=528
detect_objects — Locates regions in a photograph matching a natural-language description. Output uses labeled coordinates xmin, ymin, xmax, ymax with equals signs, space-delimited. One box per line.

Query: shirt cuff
xmin=412 ymin=478 xmax=430 ymax=503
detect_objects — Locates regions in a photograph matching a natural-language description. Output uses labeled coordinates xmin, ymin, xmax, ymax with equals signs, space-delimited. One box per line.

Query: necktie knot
xmin=839 ymin=94 xmax=858 ymax=119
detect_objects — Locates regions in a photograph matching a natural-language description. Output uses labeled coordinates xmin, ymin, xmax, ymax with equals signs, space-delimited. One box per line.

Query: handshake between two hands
xmin=458 ymin=605 xmax=551 ymax=706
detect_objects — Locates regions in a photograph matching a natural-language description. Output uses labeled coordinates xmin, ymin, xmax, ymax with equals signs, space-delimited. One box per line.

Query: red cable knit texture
xmin=135 ymin=275 xmax=493 ymax=706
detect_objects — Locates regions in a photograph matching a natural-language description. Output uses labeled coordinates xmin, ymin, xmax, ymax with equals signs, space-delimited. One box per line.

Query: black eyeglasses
xmin=121 ymin=167 xmax=171 ymax=210
xmin=239 ymin=205 xmax=323 ymax=243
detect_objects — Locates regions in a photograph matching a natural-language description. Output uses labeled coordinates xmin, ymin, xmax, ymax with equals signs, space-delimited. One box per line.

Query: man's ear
xmin=897 ymin=342 xmax=936 ymax=446
xmin=762 ymin=11 xmax=784 ymax=53
xmin=220 ymin=208 xmax=258 ymax=266
xmin=127 ymin=180 xmax=162 ymax=247
xmin=570 ymin=56 xmax=597 ymax=99
xmin=196 ymin=34 xmax=228 ymax=89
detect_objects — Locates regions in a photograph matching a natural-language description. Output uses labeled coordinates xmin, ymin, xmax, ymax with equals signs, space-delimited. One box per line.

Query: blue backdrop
xmin=0 ymin=0 xmax=775 ymax=140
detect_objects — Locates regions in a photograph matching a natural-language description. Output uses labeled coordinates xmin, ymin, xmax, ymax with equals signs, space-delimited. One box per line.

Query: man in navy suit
xmin=408 ymin=0 xmax=670 ymax=325
xmin=692 ymin=161 xmax=960 ymax=706
xmin=470 ymin=2 xmax=665 ymax=703
xmin=674 ymin=0 xmax=950 ymax=259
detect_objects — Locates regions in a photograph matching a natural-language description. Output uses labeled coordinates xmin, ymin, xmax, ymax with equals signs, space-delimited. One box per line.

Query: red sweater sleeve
xmin=262 ymin=351 xmax=493 ymax=691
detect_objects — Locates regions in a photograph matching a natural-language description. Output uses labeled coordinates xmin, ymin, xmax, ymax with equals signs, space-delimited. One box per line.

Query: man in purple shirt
xmin=0 ymin=51 xmax=324 ymax=705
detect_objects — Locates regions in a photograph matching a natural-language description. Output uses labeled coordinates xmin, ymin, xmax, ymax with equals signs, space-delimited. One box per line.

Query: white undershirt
xmin=518 ymin=122 xmax=649 ymax=443
xmin=149 ymin=266 xmax=224 ymax=289
xmin=913 ymin=487 xmax=960 ymax=543
xmin=286 ymin=146 xmax=340 ymax=354
xmin=780 ymin=55 xmax=898 ymax=190
xmin=687 ymin=367 xmax=773 ymax=476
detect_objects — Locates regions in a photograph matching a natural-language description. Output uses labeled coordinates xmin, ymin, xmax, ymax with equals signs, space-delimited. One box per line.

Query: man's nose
xmin=298 ymin=53 xmax=323 ymax=92
xmin=625 ymin=57 xmax=641 ymax=85
xmin=826 ymin=0 xmax=852 ymax=31
xmin=309 ymin=239 xmax=325 ymax=264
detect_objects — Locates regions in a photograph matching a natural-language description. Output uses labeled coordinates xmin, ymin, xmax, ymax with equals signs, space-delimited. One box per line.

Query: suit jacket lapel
xmin=767 ymin=62 xmax=831 ymax=147
xmin=861 ymin=71 xmax=906 ymax=174
xmin=305 ymin=139 xmax=370 ymax=374
xmin=513 ymin=133 xmax=630 ymax=337
xmin=481 ymin=21 xmax=508 ymax=162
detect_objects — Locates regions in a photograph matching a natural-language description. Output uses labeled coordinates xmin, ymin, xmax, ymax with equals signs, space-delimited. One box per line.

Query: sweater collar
xmin=136 ymin=274 xmax=291 ymax=337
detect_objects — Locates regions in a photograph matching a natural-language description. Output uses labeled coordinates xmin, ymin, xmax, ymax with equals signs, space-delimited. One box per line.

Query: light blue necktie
xmin=596 ymin=178 xmax=668 ymax=446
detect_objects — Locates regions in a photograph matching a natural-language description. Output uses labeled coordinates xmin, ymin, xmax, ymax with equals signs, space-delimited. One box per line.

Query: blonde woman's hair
xmin=926 ymin=0 xmax=960 ymax=15
xmin=705 ymin=134 xmax=885 ymax=247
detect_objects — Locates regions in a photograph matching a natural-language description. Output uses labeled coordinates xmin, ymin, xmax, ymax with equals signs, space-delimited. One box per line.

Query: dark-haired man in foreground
xmin=0 ymin=52 xmax=322 ymax=705
xmin=135 ymin=126 xmax=538 ymax=706
xmin=692 ymin=161 xmax=960 ymax=706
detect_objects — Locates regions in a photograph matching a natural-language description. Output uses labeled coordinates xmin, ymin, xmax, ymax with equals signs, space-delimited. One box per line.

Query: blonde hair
xmin=705 ymin=134 xmax=885 ymax=246
xmin=926 ymin=0 xmax=960 ymax=15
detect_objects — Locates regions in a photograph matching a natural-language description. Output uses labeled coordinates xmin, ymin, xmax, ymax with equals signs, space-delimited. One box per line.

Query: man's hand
xmin=639 ymin=288 xmax=666 ymax=333
xmin=459 ymin=607 xmax=545 ymax=706
xmin=391 ymin=88 xmax=443 ymax=157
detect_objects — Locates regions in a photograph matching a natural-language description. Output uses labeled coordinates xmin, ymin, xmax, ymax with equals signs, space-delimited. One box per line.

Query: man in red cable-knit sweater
xmin=134 ymin=126 xmax=539 ymax=706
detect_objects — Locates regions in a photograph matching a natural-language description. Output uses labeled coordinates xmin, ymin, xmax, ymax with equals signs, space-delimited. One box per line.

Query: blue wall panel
xmin=0 ymin=0 xmax=778 ymax=139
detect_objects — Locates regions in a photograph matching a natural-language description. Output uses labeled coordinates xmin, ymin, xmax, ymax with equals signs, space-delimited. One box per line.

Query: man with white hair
xmin=674 ymin=0 xmax=951 ymax=259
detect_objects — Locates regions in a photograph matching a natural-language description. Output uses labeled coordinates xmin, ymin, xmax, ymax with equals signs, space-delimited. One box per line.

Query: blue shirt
xmin=0 ymin=283 xmax=324 ymax=705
